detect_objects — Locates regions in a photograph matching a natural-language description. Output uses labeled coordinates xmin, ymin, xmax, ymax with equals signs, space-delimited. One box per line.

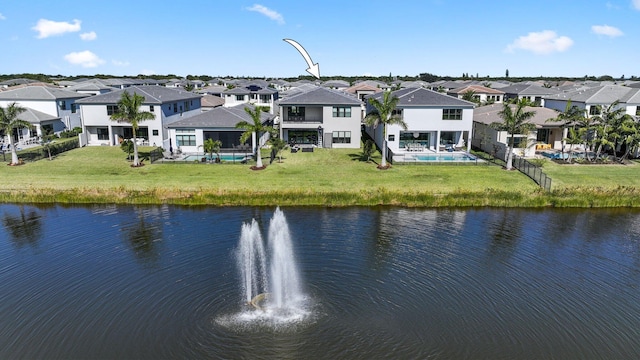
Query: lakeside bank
xmin=1 ymin=146 xmax=639 ymax=207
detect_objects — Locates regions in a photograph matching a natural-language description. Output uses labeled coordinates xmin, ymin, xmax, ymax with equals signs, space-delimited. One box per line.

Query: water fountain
xmin=235 ymin=208 xmax=309 ymax=324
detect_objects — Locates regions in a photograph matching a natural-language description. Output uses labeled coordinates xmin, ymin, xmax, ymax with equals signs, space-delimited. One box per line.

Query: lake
xmin=1 ymin=204 xmax=639 ymax=359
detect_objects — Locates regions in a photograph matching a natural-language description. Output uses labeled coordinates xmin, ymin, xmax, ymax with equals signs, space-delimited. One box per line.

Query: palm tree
xmin=364 ymin=91 xmax=407 ymax=169
xmin=462 ymin=89 xmax=478 ymax=104
xmin=591 ymin=101 xmax=629 ymax=161
xmin=0 ymin=102 xmax=30 ymax=166
xmin=200 ymin=138 xmax=222 ymax=162
xmin=547 ymin=101 xmax=586 ymax=161
xmin=269 ymin=136 xmax=287 ymax=163
xmin=563 ymin=127 xmax=584 ymax=163
xmin=236 ymin=105 xmax=273 ymax=169
xmin=110 ymin=92 xmax=155 ymax=167
xmin=490 ymin=99 xmax=536 ymax=170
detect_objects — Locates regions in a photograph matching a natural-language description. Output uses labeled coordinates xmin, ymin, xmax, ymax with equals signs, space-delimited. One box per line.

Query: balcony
xmin=283 ymin=116 xmax=322 ymax=124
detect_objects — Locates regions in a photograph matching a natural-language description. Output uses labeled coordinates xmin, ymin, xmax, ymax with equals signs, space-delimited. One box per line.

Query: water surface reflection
xmin=0 ymin=205 xmax=638 ymax=359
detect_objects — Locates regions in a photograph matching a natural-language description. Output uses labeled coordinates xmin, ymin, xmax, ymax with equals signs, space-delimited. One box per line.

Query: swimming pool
xmin=405 ymin=153 xmax=478 ymax=162
xmin=182 ymin=154 xmax=251 ymax=162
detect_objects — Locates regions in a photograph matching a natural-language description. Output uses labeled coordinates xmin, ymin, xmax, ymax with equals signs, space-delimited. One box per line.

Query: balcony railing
xmin=284 ymin=116 xmax=322 ymax=123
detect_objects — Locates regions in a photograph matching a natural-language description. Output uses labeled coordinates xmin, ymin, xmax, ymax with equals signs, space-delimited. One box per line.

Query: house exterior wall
xmin=0 ymin=99 xmax=82 ymax=131
xmin=471 ymin=122 xmax=537 ymax=158
xmin=321 ymin=105 xmax=361 ymax=149
xmin=80 ymin=100 xmax=200 ymax=147
xmin=383 ymin=107 xmax=474 ymax=154
xmin=279 ymin=105 xmax=361 ymax=148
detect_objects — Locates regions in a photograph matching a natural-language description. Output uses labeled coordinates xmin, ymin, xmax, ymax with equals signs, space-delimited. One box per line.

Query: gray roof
xmin=68 ymin=79 xmax=114 ymax=91
xmin=167 ymin=104 xmax=274 ymax=128
xmin=278 ymin=86 xmax=361 ymax=106
xmin=75 ymin=85 xmax=201 ymax=105
xmin=499 ymin=83 xmax=561 ymax=96
xmin=224 ymin=87 xmax=250 ymax=95
xmin=0 ymin=86 xmax=90 ymax=101
xmin=322 ymin=80 xmax=350 ymax=88
xmin=0 ymin=78 xmax=40 ymax=86
xmin=18 ymin=107 xmax=60 ymax=124
xmin=619 ymin=88 xmax=640 ymax=104
xmin=370 ymin=88 xmax=475 ymax=107
xmin=544 ymin=85 xmax=633 ymax=104
xmin=473 ymin=103 xmax=559 ymax=127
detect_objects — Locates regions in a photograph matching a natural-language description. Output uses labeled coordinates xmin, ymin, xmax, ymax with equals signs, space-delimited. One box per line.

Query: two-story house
xmin=0 ymin=86 xmax=89 ymax=141
xmin=223 ymin=84 xmax=278 ymax=113
xmin=278 ymin=86 xmax=362 ymax=149
xmin=75 ymin=85 xmax=201 ymax=149
xmin=365 ymin=88 xmax=475 ymax=162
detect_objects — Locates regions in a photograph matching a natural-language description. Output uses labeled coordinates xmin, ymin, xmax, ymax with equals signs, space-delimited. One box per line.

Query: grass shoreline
xmin=2 ymin=186 xmax=640 ymax=208
xmin=2 ymin=146 xmax=640 ymax=208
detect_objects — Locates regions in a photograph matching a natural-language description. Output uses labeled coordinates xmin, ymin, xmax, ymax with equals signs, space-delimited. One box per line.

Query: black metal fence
xmin=7 ymin=138 xmax=80 ymax=162
xmin=512 ymin=155 xmax=552 ymax=191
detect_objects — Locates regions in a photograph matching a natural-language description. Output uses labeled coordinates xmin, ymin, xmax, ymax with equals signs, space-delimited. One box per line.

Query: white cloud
xmin=33 ymin=19 xmax=81 ymax=39
xmin=506 ymin=30 xmax=573 ymax=55
xmin=592 ymin=25 xmax=623 ymax=37
xmin=633 ymin=0 xmax=640 ymax=10
xmin=246 ymin=4 xmax=284 ymax=25
xmin=141 ymin=69 xmax=156 ymax=75
xmin=64 ymin=50 xmax=105 ymax=68
xmin=80 ymin=31 xmax=97 ymax=41
xmin=112 ymin=59 xmax=130 ymax=67
xmin=0 ymin=13 xmax=6 ymax=20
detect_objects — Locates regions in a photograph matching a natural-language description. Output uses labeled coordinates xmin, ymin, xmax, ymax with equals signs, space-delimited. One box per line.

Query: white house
xmin=501 ymin=83 xmax=561 ymax=107
xmin=166 ymin=104 xmax=274 ymax=155
xmin=364 ymin=88 xmax=475 ymax=163
xmin=76 ymin=85 xmax=201 ymax=149
xmin=0 ymin=86 xmax=89 ymax=140
xmin=223 ymin=84 xmax=278 ymax=113
xmin=447 ymin=84 xmax=505 ymax=104
xmin=278 ymin=86 xmax=362 ymax=149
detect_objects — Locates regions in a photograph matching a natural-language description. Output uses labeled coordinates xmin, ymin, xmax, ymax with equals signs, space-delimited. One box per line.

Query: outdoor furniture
xmin=291 ymin=148 xmax=298 ymax=153
xmin=302 ymin=147 xmax=314 ymax=153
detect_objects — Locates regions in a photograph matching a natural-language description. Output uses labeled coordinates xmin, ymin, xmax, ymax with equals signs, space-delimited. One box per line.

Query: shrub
xmin=529 ymin=158 xmax=547 ymax=167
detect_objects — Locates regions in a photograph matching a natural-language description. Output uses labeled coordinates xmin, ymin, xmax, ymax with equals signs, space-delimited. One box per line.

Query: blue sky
xmin=1 ymin=0 xmax=640 ymax=78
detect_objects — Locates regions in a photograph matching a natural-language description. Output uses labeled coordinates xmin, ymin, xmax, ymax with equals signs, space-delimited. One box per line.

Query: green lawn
xmin=0 ymin=146 xmax=536 ymax=192
xmin=3 ymin=144 xmax=640 ymax=207
xmin=542 ymin=160 xmax=640 ymax=189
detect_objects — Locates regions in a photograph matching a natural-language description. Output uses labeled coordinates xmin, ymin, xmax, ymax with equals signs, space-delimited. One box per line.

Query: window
xmin=589 ymin=106 xmax=601 ymax=116
xmin=152 ymin=129 xmax=159 ymax=136
xmin=150 ymin=105 xmax=154 ymax=112
xmin=287 ymin=106 xmax=305 ymax=121
xmin=333 ymin=107 xmax=351 ymax=117
xmin=176 ymin=128 xmax=196 ymax=147
xmin=176 ymin=135 xmax=195 ymax=146
xmin=507 ymin=136 xmax=526 ymax=148
xmin=332 ymin=131 xmax=351 ymax=144
xmin=392 ymin=109 xmax=402 ymax=116
xmin=636 ymin=106 xmax=640 ymax=116
xmin=442 ymin=108 xmax=462 ymax=120
xmin=173 ymin=103 xmax=178 ymax=113
xmin=107 ymin=105 xmax=118 ymax=115
xmin=399 ymin=131 xmax=430 ymax=148
xmin=260 ymin=95 xmax=271 ymax=103
xmin=388 ymin=134 xmax=395 ymax=141
xmin=236 ymin=95 xmax=245 ymax=101
xmin=71 ymin=103 xmax=76 ymax=113
xmin=59 ymin=100 xmax=66 ymax=110
xmin=97 ymin=127 xmax=109 ymax=140
xmin=184 ymin=101 xmax=190 ymax=111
